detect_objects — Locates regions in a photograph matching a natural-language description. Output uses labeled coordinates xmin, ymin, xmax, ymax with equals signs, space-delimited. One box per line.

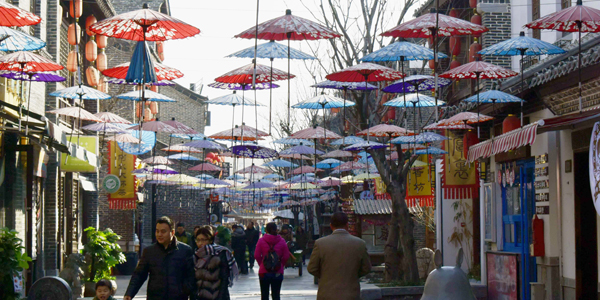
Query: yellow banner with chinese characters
xmin=108 ymin=141 xmax=137 ymax=209
xmin=406 ymin=155 xmax=434 ymax=207
xmin=374 ymin=177 xmax=386 ymax=194
xmin=442 ymin=130 xmax=478 ymax=199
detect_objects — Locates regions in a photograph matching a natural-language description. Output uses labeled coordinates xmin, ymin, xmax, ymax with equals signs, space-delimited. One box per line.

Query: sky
xmin=163 ymin=0 xmax=422 ymax=141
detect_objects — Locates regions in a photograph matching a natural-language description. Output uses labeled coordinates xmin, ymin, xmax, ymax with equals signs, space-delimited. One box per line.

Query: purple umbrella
xmin=106 ymin=78 xmax=174 ymax=85
xmin=243 ymin=181 xmax=276 ymax=189
xmin=208 ymin=81 xmax=279 ymax=90
xmin=279 ymin=145 xmax=324 ymax=156
xmin=184 ymin=137 xmax=225 ymax=150
xmin=203 ymin=179 xmax=231 ymax=186
xmin=231 ymin=144 xmax=278 ymax=159
xmin=0 ymin=70 xmax=65 ymax=82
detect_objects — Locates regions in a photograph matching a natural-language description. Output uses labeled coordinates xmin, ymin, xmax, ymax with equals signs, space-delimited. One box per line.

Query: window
xmin=361 ymin=221 xmax=385 ymax=252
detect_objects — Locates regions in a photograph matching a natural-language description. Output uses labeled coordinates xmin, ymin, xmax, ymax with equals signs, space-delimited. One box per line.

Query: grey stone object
xmin=27 ymin=276 xmax=72 ymax=300
xmin=421 ymin=248 xmax=476 ymax=300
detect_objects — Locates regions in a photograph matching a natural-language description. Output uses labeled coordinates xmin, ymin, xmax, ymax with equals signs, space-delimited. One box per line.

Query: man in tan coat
xmin=308 ymin=212 xmax=371 ymax=300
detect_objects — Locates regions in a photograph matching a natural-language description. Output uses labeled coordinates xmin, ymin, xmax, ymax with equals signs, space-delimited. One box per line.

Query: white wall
xmin=559 ymin=129 xmax=576 ymax=280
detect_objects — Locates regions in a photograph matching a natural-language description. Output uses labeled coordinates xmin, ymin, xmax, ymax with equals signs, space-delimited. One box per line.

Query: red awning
xmin=467 ymin=122 xmax=540 ymax=162
xmin=537 ymin=106 xmax=600 ymax=133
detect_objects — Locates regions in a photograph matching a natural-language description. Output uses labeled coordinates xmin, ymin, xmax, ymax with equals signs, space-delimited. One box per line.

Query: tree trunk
xmin=384 ymin=182 xmax=404 ymax=282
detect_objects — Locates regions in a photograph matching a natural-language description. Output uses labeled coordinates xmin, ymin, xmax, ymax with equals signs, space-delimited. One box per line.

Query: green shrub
xmin=82 ymin=227 xmax=126 ymax=282
xmin=0 ymin=228 xmax=31 ymax=300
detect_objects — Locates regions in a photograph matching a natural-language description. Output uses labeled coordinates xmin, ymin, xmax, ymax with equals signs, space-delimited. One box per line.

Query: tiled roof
xmin=353 ymin=199 xmax=392 ymax=215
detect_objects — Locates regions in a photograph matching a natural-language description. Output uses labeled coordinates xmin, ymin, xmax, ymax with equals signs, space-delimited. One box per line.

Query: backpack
xmin=263 ymin=242 xmax=281 ymax=272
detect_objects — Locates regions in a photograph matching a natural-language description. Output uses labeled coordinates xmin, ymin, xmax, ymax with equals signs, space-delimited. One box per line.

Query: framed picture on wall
xmin=483 ymin=182 xmax=496 ymax=242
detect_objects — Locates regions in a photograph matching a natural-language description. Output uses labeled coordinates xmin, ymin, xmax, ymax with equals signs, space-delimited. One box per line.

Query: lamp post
xmin=291 ymin=204 xmax=301 ymax=229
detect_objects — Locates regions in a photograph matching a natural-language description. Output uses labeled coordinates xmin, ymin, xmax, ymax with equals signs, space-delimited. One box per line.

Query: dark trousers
xmin=259 ymin=273 xmax=283 ymax=300
xmin=248 ymin=246 xmax=256 ymax=268
xmin=234 ymin=249 xmax=248 ymax=274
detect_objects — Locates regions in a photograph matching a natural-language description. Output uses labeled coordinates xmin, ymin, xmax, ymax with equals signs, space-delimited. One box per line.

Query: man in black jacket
xmin=245 ymin=222 xmax=260 ymax=269
xmin=124 ymin=216 xmax=195 ymax=300
xmin=231 ymin=224 xmax=248 ymax=275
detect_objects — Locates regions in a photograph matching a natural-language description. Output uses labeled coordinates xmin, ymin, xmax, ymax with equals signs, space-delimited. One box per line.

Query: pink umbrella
xmin=321 ymin=149 xmax=353 ymax=158
xmin=209 ymin=125 xmax=268 ymax=142
xmin=291 ymin=126 xmax=342 ymax=140
xmin=127 ymin=119 xmax=180 ymax=133
xmin=47 ymin=106 xmax=102 ymax=122
xmin=438 ymin=112 xmax=493 ymax=126
xmin=357 ymin=124 xmax=414 ymax=138
xmin=94 ymin=112 xmax=132 ymax=124
xmin=381 ymin=10 xmax=488 ymax=38
xmin=423 ymin=119 xmax=474 ymax=130
xmin=290 ymin=166 xmax=324 ymax=175
xmin=236 ymin=164 xmax=273 ymax=174
xmin=318 ymin=177 xmax=343 ymax=187
xmin=162 ymin=117 xmax=198 ymax=135
xmin=141 ymin=156 xmax=174 ymax=165
xmin=333 ymin=161 xmax=368 ymax=172
xmin=188 ymin=163 xmax=222 ymax=172
xmin=106 ymin=133 xmax=143 ymax=144
xmin=161 ymin=145 xmax=202 ymax=153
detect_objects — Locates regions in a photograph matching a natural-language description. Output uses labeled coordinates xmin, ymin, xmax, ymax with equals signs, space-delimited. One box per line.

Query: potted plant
xmin=81 ymin=227 xmax=126 ymax=297
xmin=0 ymin=228 xmax=31 ymax=300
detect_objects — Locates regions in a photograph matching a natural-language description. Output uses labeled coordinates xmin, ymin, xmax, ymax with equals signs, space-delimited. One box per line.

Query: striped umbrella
xmin=102 ymin=61 xmax=184 ymax=81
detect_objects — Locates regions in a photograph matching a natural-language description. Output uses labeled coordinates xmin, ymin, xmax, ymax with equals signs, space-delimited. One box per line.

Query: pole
xmin=287 ymin=36 xmax=291 ymax=126
xmin=402 ymin=57 xmax=407 ymax=129
xmin=433 ymin=4 xmax=440 ymax=122
xmin=269 ymin=57 xmax=274 ymax=135
xmin=520 ymin=53 xmax=525 ymax=127
xmin=476 ymin=75 xmax=480 ymax=139
xmin=578 ymin=24 xmax=582 ymax=112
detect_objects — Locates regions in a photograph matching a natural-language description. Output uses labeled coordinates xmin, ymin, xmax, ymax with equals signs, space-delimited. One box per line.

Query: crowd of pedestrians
xmin=122 ymin=212 xmax=371 ymax=300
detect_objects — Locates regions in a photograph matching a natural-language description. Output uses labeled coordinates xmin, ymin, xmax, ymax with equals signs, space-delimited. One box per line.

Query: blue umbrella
xmin=273 ymin=137 xmax=314 ymax=146
xmin=263 ymin=174 xmax=284 ymax=180
xmin=126 ymin=41 xmax=157 ymax=84
xmin=167 ymin=153 xmax=200 ymax=161
xmin=195 ymin=174 xmax=215 ymax=180
xmin=361 ymin=41 xmax=448 ymax=62
xmin=263 ymin=159 xmax=298 ymax=168
xmin=118 ymin=130 xmax=155 ymax=155
xmin=478 ymin=31 xmax=566 ymax=125
xmin=311 ymin=80 xmax=378 ymax=90
xmin=330 ymin=135 xmax=364 ymax=145
xmin=414 ymin=146 xmax=448 ymax=155
xmin=0 ymin=27 xmax=46 ymax=51
xmin=292 ymin=93 xmax=355 ymax=109
xmin=316 ymin=158 xmax=343 ymax=169
xmin=49 ymin=84 xmax=111 ymax=100
xmin=116 ymin=89 xmax=176 ymax=102
xmin=206 ymin=92 xmax=262 ymax=106
xmin=170 ymin=133 xmax=209 ymax=140
xmin=226 ymin=174 xmax=245 ymax=180
xmin=392 ymin=132 xmax=448 ymax=144
xmin=463 ymin=90 xmax=523 ymax=104
xmin=357 ymin=151 xmax=374 ymax=164
xmin=384 ymin=93 xmax=446 ymax=133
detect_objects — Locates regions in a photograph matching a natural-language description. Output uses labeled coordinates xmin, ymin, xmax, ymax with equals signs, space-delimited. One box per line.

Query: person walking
xmin=245 ymin=222 xmax=260 ymax=270
xmin=175 ymin=223 xmax=194 ymax=249
xmin=308 ymin=212 xmax=371 ymax=300
xmin=254 ymin=222 xmax=290 ymax=300
xmin=193 ymin=226 xmax=239 ymax=300
xmin=124 ymin=216 xmax=195 ymax=300
xmin=295 ymin=226 xmax=309 ymax=265
xmin=231 ymin=224 xmax=248 ymax=275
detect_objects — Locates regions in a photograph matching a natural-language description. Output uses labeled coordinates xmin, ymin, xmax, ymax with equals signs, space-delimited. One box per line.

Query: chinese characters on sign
xmin=108 ymin=141 xmax=137 ymax=209
xmin=442 ymin=130 xmax=478 ymax=199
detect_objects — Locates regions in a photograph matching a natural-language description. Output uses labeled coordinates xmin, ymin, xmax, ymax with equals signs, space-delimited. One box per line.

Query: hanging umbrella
xmin=208 ymin=81 xmax=278 ymax=90
xmin=205 ymin=92 xmax=262 ymax=106
xmin=184 ymin=138 xmax=226 ymax=151
xmin=236 ymin=164 xmax=272 ymax=174
xmin=235 ymin=9 xmax=341 ymax=125
xmin=361 ymin=40 xmax=448 ymax=62
xmin=321 ymin=149 xmax=353 ymax=158
xmin=49 ymin=84 xmax=111 ymax=100
xmin=439 ymin=112 xmax=493 ymax=126
xmin=209 ymin=125 xmax=268 ymax=141
xmin=167 ymin=153 xmax=200 ymax=161
xmin=242 ymin=181 xmax=276 ymax=189
xmin=414 ymin=146 xmax=448 ymax=155
xmin=0 ymin=2 xmax=41 ymax=27
xmin=105 ymin=78 xmax=174 ymax=86
xmin=526 ymin=0 xmax=600 ymax=112
xmin=0 ymin=51 xmax=64 ymax=72
xmin=383 ymin=93 xmax=446 ymax=134
xmin=333 ymin=161 xmax=368 ymax=172
xmin=162 ymin=117 xmax=198 ymax=135
xmin=102 ymin=61 xmax=184 ymax=81
xmin=215 ymin=63 xmax=293 ymax=84
xmin=311 ymin=80 xmax=378 ymax=90
xmin=263 ymin=174 xmax=285 ymax=180
xmin=423 ymin=119 xmax=474 ymax=130
xmin=354 ymin=173 xmax=380 ymax=180
xmin=330 ymin=136 xmax=364 ymax=145
xmin=291 ymin=126 xmax=342 ymax=140
xmin=292 ymin=93 xmax=355 ymax=110
xmin=141 ymin=156 xmax=174 ymax=165
xmin=0 ymin=70 xmax=64 ymax=82
xmin=106 ymin=133 xmax=144 ymax=144
xmin=288 ymin=182 xmax=319 ymax=190
xmin=462 ymin=90 xmax=525 ymax=134
xmin=197 ymin=174 xmax=216 ymax=180
xmin=170 ymin=133 xmax=208 ymax=140
xmin=279 ymin=153 xmax=312 ymax=160
xmin=478 ymin=31 xmax=565 ymax=124
xmin=81 ymin=122 xmax=124 ymax=133
xmin=231 ymin=143 xmax=278 ymax=159
xmin=127 ymin=119 xmax=179 ymax=133
xmin=279 ymin=145 xmax=325 ymax=156
xmin=162 ymin=144 xmax=203 ymax=153
xmin=47 ymin=107 xmax=102 ymax=122
xmin=290 ymin=166 xmax=324 ymax=175
xmin=391 ymin=132 xmax=448 ymax=144
xmin=125 ymin=41 xmax=157 ymax=84
xmin=226 ymin=174 xmax=246 ymax=180
xmin=326 ymin=62 xmax=404 ymax=83
xmin=440 ymin=60 xmax=518 ymax=137
xmin=94 ymin=112 xmax=132 ymax=124
xmin=189 ymin=163 xmax=222 ymax=172
xmin=116 ymin=89 xmax=176 ymax=102
xmin=148 ymin=164 xmax=178 ymax=174
xmin=273 ymin=137 xmax=314 ymax=146
xmin=165 ymin=174 xmax=200 ymax=184
xmin=344 ymin=141 xmax=387 ymax=180
xmin=316 ymin=158 xmax=343 ymax=169
xmin=88 ymin=3 xmax=200 ymax=41
xmin=357 ymin=124 xmax=413 ymax=138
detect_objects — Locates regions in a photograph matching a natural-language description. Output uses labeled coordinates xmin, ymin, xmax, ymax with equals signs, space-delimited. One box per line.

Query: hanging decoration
xmin=68 ymin=23 xmax=81 ymax=46
xmin=108 ymin=141 xmax=137 ymax=210
xmin=450 ymin=55 xmax=461 ymax=69
xmin=97 ymin=35 xmax=107 ymax=49
xmin=86 ymin=66 xmax=99 ymax=86
xmin=406 ymin=155 xmax=434 ymax=207
xmin=469 ymin=37 xmax=482 ymax=62
xmin=442 ymin=130 xmax=479 ymax=199
xmin=67 ymin=50 xmax=78 ymax=72
xmin=96 ymin=51 xmax=107 ymax=71
xmin=70 ymin=0 xmax=82 ymax=18
xmin=85 ymin=15 xmax=97 ymax=36
xmin=85 ymin=39 xmax=97 ymax=62
xmin=471 ymin=10 xmax=482 ymax=37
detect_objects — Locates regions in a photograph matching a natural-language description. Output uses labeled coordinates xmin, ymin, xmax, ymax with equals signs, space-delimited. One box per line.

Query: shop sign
xmin=60 ymin=135 xmax=98 ymax=172
xmin=535 ymin=205 xmax=550 ymax=215
xmin=102 ymin=174 xmax=121 ymax=193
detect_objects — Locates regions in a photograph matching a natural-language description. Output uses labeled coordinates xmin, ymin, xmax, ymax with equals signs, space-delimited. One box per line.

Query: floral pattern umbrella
xmin=0 ymin=71 xmax=64 ymax=82
xmin=273 ymin=137 xmax=314 ymax=146
xmin=106 ymin=133 xmax=144 ymax=144
xmin=380 ymin=10 xmax=488 ymax=38
xmin=162 ymin=118 xmax=198 ymax=135
xmin=162 ymin=144 xmax=203 ymax=153
xmin=81 ymin=122 xmax=124 ymax=133
xmin=235 ymin=9 xmax=341 ymax=40
xmin=94 ymin=112 xmax=132 ymax=124
xmin=333 ymin=161 xmax=368 ymax=172
xmin=0 ymin=27 xmax=45 ymax=51
xmin=361 ymin=40 xmax=448 ymax=62
xmin=439 ymin=112 xmax=493 ymax=126
xmin=116 ymin=89 xmax=176 ymax=102
xmin=209 ymin=125 xmax=268 ymax=141
xmin=326 ymin=62 xmax=404 ymax=83
xmin=292 ymin=93 xmax=355 ymax=109
xmin=291 ymin=126 xmax=342 ymax=140
xmin=0 ymin=51 xmax=63 ymax=72
xmin=0 ymin=1 xmax=42 ymax=27
xmin=263 ymin=159 xmax=298 ymax=168
xmin=440 ymin=60 xmax=518 ymax=80
xmin=208 ymin=82 xmax=278 ymax=90
xmin=424 ymin=119 xmax=474 ymax=130
xmin=311 ymin=80 xmax=378 ymax=90
xmin=290 ymin=166 xmax=324 ymax=175
xmin=321 ymin=149 xmax=353 ymax=158
xmin=236 ymin=164 xmax=272 ymax=174
xmin=102 ymin=61 xmax=184 ymax=81
xmin=330 ymin=136 xmax=364 ymax=145
xmin=47 ymin=107 xmax=102 ymax=122
xmin=189 ymin=163 xmax=222 ymax=172
xmin=357 ymin=124 xmax=413 ymax=138
xmin=231 ymin=144 xmax=278 ymax=159
xmin=141 ymin=156 xmax=174 ymax=165
xmin=227 ymin=40 xmax=315 ymax=60
xmin=127 ymin=120 xmax=180 ymax=133
xmin=215 ymin=63 xmax=294 ymax=84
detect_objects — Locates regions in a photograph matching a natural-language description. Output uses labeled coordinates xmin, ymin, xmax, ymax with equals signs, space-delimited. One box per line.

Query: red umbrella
xmin=526 ymin=0 xmax=600 ymax=112
xmin=88 ymin=3 xmax=200 ymax=41
xmin=290 ymin=166 xmax=324 ymax=175
xmin=0 ymin=1 xmax=42 ymax=27
xmin=102 ymin=61 xmax=184 ymax=81
xmin=162 ymin=117 xmax=198 ymax=135
xmin=326 ymin=63 xmax=404 ymax=83
xmin=127 ymin=119 xmax=180 ymax=133
xmin=94 ymin=112 xmax=131 ymax=124
xmin=189 ymin=163 xmax=222 ymax=172
xmin=0 ymin=51 xmax=63 ymax=72
xmin=380 ymin=9 xmax=488 ymax=38
xmin=209 ymin=125 xmax=268 ymax=142
xmin=440 ymin=61 xmax=517 ymax=137
xmin=357 ymin=124 xmax=414 ymax=138
xmin=215 ymin=63 xmax=293 ymax=84
xmin=235 ymin=9 xmax=341 ymax=125
xmin=423 ymin=119 xmax=474 ymax=130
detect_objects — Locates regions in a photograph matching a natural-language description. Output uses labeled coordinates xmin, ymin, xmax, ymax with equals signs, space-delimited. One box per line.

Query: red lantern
xmin=97 ymin=76 xmax=106 ymax=93
xmin=157 ymin=41 xmax=164 ymax=61
xmin=449 ymin=37 xmax=462 ymax=56
xmin=67 ymin=50 xmax=78 ymax=72
xmin=85 ymin=40 xmax=97 ymax=62
xmin=136 ymin=102 xmax=143 ymax=118
xmin=69 ymin=0 xmax=82 ymax=19
xmin=96 ymin=51 xmax=107 ymax=71
xmin=345 ymin=120 xmax=349 ymax=132
xmin=96 ymin=35 xmax=107 ymax=49
xmin=470 ymin=0 xmax=477 ymax=8
xmin=85 ymin=15 xmax=97 ymax=36
xmin=68 ymin=23 xmax=81 ymax=46
xmin=471 ymin=12 xmax=482 ymax=37
xmin=144 ymin=108 xmax=152 ymax=122
xmin=331 ymin=107 xmax=340 ymax=114
xmin=429 ymin=59 xmax=435 ymax=70
xmin=149 ymin=102 xmax=158 ymax=115
xmin=150 ymin=85 xmax=159 ymax=93
xmin=449 ymin=8 xmax=458 ymax=18
xmin=450 ymin=57 xmax=461 ymax=69
xmin=463 ymin=130 xmax=479 ymax=158
xmin=469 ymin=38 xmax=482 ymax=62
xmin=503 ymin=114 xmax=520 ymax=133
xmin=86 ymin=66 xmax=99 ymax=86
xmin=158 ymin=52 xmax=165 ymax=62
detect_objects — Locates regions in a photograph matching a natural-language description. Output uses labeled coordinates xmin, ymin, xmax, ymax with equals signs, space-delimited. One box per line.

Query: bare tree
xmin=297 ymin=0 xmax=420 ymax=282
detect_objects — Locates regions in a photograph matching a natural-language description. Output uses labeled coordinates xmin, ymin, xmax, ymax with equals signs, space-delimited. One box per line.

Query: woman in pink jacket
xmin=254 ymin=222 xmax=290 ymax=300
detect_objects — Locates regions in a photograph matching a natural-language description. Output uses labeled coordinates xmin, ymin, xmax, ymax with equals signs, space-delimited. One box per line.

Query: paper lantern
xmin=85 ymin=15 xmax=97 ymax=36
xmin=387 ymin=107 xmax=396 ymax=120
xmin=136 ymin=102 xmax=143 ymax=118
xmin=96 ymin=51 xmax=107 ymax=71
xmin=144 ymin=108 xmax=152 ymax=122
xmin=450 ymin=36 xmax=461 ymax=56
xmin=450 ymin=56 xmax=461 ymax=69
xmin=449 ymin=8 xmax=458 ymax=18
xmin=97 ymin=76 xmax=106 ymax=93
xmin=503 ymin=114 xmax=520 ymax=133
xmin=429 ymin=59 xmax=435 ymax=70
xmin=157 ymin=41 xmax=164 ymax=61
xmin=471 ymin=11 xmax=482 ymax=37
xmin=69 ymin=0 xmax=82 ymax=19
xmin=96 ymin=35 xmax=107 ymax=49
xmin=469 ymin=38 xmax=482 ymax=62
xmin=67 ymin=50 xmax=78 ymax=72
xmin=470 ymin=0 xmax=477 ymax=8
xmin=149 ymin=102 xmax=158 ymax=115
xmin=463 ymin=130 xmax=479 ymax=158
xmin=85 ymin=40 xmax=97 ymax=62
xmin=86 ymin=66 xmax=99 ymax=86
xmin=68 ymin=23 xmax=81 ymax=45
